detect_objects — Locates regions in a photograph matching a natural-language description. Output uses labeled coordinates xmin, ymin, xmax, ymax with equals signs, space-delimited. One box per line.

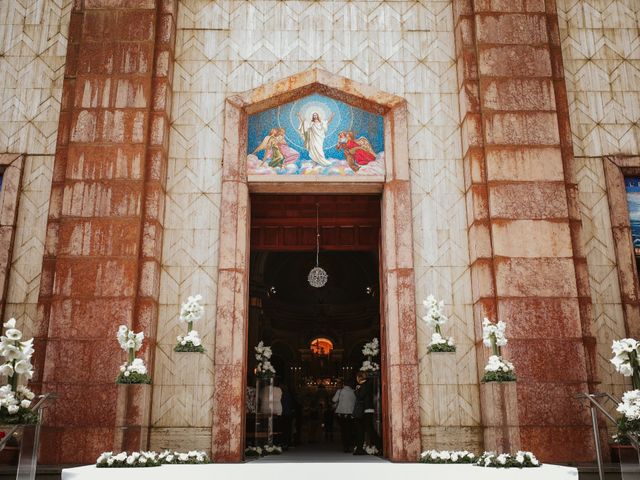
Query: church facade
xmin=0 ymin=0 xmax=638 ymax=466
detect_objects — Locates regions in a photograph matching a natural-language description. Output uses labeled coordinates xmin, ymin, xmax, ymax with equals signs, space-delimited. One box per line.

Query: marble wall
xmin=152 ymin=0 xmax=480 ymax=452
xmin=0 ymin=0 xmax=71 ymax=335
xmin=2 ymin=0 xmax=636 ymax=460
xmin=559 ymin=0 xmax=640 ymax=400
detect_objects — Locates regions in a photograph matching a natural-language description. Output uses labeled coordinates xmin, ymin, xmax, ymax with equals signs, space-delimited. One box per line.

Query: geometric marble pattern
xmin=0 ymin=0 xmax=70 ymax=337
xmin=576 ymin=157 xmax=630 ymax=403
xmin=0 ymin=0 xmax=72 ymax=155
xmin=560 ymin=0 xmax=640 ymax=407
xmin=558 ymin=0 xmax=640 ymax=157
xmin=155 ymin=0 xmax=478 ymax=453
xmin=3 ymin=155 xmax=54 ymax=338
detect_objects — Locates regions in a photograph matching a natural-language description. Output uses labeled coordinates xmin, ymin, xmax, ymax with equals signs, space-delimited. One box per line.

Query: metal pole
xmin=591 ymin=406 xmax=605 ymax=480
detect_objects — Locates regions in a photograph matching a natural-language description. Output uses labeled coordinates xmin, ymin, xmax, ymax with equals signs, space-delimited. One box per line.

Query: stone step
xmin=577 ymin=462 xmax=640 ymax=480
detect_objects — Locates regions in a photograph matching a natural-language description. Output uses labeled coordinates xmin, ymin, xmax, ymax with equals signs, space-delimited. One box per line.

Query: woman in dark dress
xmin=352 ymin=370 xmax=381 ymax=455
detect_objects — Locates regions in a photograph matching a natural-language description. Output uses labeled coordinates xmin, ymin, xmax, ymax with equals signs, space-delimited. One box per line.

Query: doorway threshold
xmin=251 ymin=444 xmax=387 ymax=463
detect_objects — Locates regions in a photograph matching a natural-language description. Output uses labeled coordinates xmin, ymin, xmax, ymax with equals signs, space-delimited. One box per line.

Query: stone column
xmin=36 ymin=0 xmax=176 ymax=464
xmin=453 ymin=0 xmax=596 ymax=462
xmin=211 ymin=99 xmax=251 ymax=462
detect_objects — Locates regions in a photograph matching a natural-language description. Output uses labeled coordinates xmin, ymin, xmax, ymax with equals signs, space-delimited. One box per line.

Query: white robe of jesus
xmin=298 ymin=119 xmax=331 ymax=166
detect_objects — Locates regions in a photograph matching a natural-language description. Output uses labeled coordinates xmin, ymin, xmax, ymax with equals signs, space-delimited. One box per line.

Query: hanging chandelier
xmin=308 ymin=202 xmax=328 ymax=288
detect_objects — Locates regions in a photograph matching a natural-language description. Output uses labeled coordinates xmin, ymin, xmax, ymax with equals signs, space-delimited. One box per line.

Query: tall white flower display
xmin=0 ymin=318 xmax=37 ymax=424
xmin=610 ymin=338 xmax=640 ymax=443
xmin=611 ymin=338 xmax=640 ymax=389
xmin=255 ymin=341 xmax=275 ymax=378
xmin=481 ymin=318 xmax=516 ymax=382
xmin=116 ymin=325 xmax=151 ymax=384
xmin=422 ymin=295 xmax=455 ymax=353
xmin=360 ymin=337 xmax=380 ymax=373
xmin=175 ymin=294 xmax=205 ymax=353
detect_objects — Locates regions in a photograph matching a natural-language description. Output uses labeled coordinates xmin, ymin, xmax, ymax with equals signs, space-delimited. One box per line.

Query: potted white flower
xmin=255 ymin=341 xmax=275 ymax=379
xmin=174 ymin=294 xmax=205 ymax=353
xmin=116 ymin=325 xmax=151 ymax=384
xmin=360 ymin=338 xmax=380 ymax=375
xmin=421 ymin=295 xmax=455 ymax=353
xmin=481 ymin=318 xmax=516 ymax=382
xmin=0 ymin=318 xmax=38 ymax=424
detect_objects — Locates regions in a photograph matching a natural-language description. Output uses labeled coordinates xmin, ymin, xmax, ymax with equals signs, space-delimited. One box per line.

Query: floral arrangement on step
xmin=360 ymin=337 xmax=380 ymax=373
xmin=610 ymin=338 xmax=640 ymax=443
xmin=476 ymin=451 xmax=540 ymax=468
xmin=158 ymin=450 xmax=211 ymax=464
xmin=419 ymin=450 xmax=475 ymax=464
xmin=364 ymin=445 xmax=379 ymax=455
xmin=116 ymin=325 xmax=151 ymax=384
xmin=96 ymin=451 xmax=160 ymax=468
xmin=255 ymin=341 xmax=275 ymax=378
xmin=0 ymin=318 xmax=38 ymax=424
xmin=244 ymin=445 xmax=282 ymax=457
xmin=174 ymin=294 xmax=205 ymax=353
xmin=481 ymin=318 xmax=516 ymax=383
xmin=97 ymin=450 xmax=211 ymax=467
xmin=422 ymin=295 xmax=455 ymax=353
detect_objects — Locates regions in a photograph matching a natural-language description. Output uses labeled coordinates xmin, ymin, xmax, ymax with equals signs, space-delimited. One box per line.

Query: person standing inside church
xmin=353 ymin=371 xmax=380 ymax=455
xmin=332 ymin=378 xmax=356 ymax=452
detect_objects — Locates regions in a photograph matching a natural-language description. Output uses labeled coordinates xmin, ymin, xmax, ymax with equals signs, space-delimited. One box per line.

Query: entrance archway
xmin=211 ymin=70 xmax=420 ymax=462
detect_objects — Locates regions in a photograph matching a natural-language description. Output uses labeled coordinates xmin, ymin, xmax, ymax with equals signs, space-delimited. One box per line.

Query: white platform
xmin=62 ymin=461 xmax=578 ymax=480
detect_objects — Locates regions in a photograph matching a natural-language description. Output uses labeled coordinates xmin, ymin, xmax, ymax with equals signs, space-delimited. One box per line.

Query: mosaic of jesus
xmin=247 ymin=94 xmax=385 ymax=176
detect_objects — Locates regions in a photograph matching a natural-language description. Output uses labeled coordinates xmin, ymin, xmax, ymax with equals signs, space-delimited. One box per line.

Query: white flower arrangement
xmin=615 ymin=389 xmax=640 ymax=443
xmin=360 ymin=337 xmax=380 ymax=374
xmin=476 ymin=451 xmax=541 ymax=468
xmin=116 ymin=325 xmax=151 ymax=384
xmin=610 ymin=339 xmax=640 ymax=442
xmin=179 ymin=294 xmax=204 ymax=323
xmin=96 ymin=451 xmax=160 ymax=468
xmin=96 ymin=450 xmax=210 ymax=467
xmin=481 ymin=318 xmax=516 ymax=383
xmin=262 ymin=444 xmax=283 ymax=455
xmin=360 ymin=360 xmax=380 ymax=372
xmin=362 ymin=338 xmax=379 ymax=357
xmin=618 ymin=390 xmax=640 ymax=421
xmin=419 ymin=450 xmax=476 ymax=464
xmin=611 ymin=338 xmax=640 ymax=388
xmin=244 ymin=446 xmax=262 ymax=457
xmin=364 ymin=445 xmax=379 ymax=455
xmin=422 ymin=295 xmax=456 ymax=353
xmin=255 ymin=341 xmax=275 ymax=378
xmin=244 ymin=445 xmax=282 ymax=457
xmin=158 ymin=450 xmax=210 ymax=464
xmin=485 ymin=355 xmax=515 ymax=374
xmin=0 ymin=318 xmax=38 ymax=424
xmin=175 ymin=295 xmax=205 ymax=353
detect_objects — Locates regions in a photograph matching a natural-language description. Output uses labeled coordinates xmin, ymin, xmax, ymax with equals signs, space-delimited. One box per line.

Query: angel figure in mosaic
xmin=253 ymin=128 xmax=300 ymax=168
xmin=336 ymin=131 xmax=376 ymax=172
